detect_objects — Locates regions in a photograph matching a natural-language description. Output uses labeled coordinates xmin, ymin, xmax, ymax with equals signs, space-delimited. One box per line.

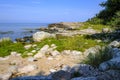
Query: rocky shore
xmin=0 ymin=22 xmax=120 ymax=80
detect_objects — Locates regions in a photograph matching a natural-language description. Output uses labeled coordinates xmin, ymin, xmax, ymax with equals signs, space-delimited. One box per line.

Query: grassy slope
xmin=0 ymin=22 xmax=111 ymax=57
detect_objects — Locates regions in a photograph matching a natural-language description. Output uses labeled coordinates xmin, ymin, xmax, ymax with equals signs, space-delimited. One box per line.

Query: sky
xmin=0 ymin=0 xmax=106 ymax=23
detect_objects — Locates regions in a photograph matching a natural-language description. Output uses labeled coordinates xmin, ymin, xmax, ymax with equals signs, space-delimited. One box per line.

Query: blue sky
xmin=0 ymin=0 xmax=106 ymax=23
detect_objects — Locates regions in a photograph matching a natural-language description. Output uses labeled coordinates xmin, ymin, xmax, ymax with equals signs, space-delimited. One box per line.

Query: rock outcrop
xmin=33 ymin=31 xmax=56 ymax=42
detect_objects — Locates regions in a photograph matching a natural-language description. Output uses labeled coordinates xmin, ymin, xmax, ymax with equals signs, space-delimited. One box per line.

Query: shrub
xmin=82 ymin=46 xmax=112 ymax=67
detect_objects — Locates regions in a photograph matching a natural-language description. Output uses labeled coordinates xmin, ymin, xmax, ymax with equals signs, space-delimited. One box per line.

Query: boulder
xmin=11 ymin=52 xmax=21 ymax=57
xmin=51 ymin=50 xmax=60 ymax=57
xmin=61 ymin=65 xmax=71 ymax=72
xmin=8 ymin=66 xmax=18 ymax=74
xmin=70 ymin=64 xmax=99 ymax=77
xmin=99 ymin=57 xmax=120 ymax=71
xmin=71 ymin=77 xmax=97 ymax=80
xmin=18 ymin=64 xmax=37 ymax=74
xmin=11 ymin=76 xmax=51 ymax=80
xmin=24 ymin=44 xmax=32 ymax=49
xmin=52 ymin=70 xmax=71 ymax=80
xmin=111 ymin=48 xmax=120 ymax=58
xmin=97 ymin=70 xmax=120 ymax=80
xmin=84 ymin=46 xmax=101 ymax=56
xmin=33 ymin=31 xmax=55 ymax=42
xmin=109 ymin=41 xmax=120 ymax=48
xmin=27 ymin=57 xmax=37 ymax=62
xmin=34 ymin=45 xmax=50 ymax=58
xmin=71 ymin=50 xmax=82 ymax=56
xmin=102 ymin=28 xmax=111 ymax=33
xmin=0 ymin=72 xmax=12 ymax=80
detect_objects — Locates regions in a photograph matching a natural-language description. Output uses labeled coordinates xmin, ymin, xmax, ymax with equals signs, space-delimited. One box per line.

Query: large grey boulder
xmin=70 ymin=64 xmax=99 ymax=77
xmin=111 ymin=48 xmax=120 ymax=58
xmin=33 ymin=31 xmax=55 ymax=42
xmin=97 ymin=70 xmax=120 ymax=80
xmin=11 ymin=76 xmax=52 ymax=80
xmin=71 ymin=77 xmax=97 ymax=80
xmin=52 ymin=70 xmax=71 ymax=80
xmin=99 ymin=57 xmax=120 ymax=71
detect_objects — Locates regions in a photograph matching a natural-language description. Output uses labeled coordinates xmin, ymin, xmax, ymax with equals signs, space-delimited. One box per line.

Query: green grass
xmin=77 ymin=22 xmax=112 ymax=31
xmin=82 ymin=46 xmax=112 ymax=67
xmin=0 ymin=35 xmax=108 ymax=57
xmin=35 ymin=35 xmax=107 ymax=52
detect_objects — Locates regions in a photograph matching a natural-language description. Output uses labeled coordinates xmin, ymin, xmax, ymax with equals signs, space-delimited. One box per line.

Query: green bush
xmin=82 ymin=46 xmax=112 ymax=67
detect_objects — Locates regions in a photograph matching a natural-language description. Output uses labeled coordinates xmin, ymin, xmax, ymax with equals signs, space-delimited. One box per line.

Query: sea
xmin=0 ymin=23 xmax=49 ymax=41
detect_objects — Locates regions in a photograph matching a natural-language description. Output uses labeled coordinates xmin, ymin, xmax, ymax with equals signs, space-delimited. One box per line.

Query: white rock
xmin=18 ymin=64 xmax=37 ymax=74
xmin=34 ymin=52 xmax=45 ymax=59
xmin=33 ymin=31 xmax=55 ymax=42
xmin=8 ymin=66 xmax=18 ymax=73
xmin=0 ymin=56 xmax=9 ymax=61
xmin=32 ymin=44 xmax=37 ymax=47
xmin=27 ymin=53 xmax=33 ymax=56
xmin=31 ymin=50 xmax=36 ymax=53
xmin=51 ymin=44 xmax=57 ymax=49
xmin=61 ymin=65 xmax=71 ymax=72
xmin=0 ymin=72 xmax=12 ymax=80
xmin=71 ymin=50 xmax=82 ymax=55
xmin=109 ymin=41 xmax=120 ymax=48
xmin=27 ymin=57 xmax=37 ymax=62
xmin=11 ymin=52 xmax=17 ymax=56
xmin=40 ymin=45 xmax=49 ymax=52
xmin=62 ymin=50 xmax=71 ymax=55
xmin=51 ymin=50 xmax=60 ymax=57
xmin=24 ymin=44 xmax=32 ymax=49
xmin=47 ymin=57 xmax=54 ymax=60
xmin=50 ymin=69 xmax=57 ymax=73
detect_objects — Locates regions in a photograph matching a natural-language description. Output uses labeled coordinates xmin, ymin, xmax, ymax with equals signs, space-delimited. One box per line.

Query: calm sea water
xmin=0 ymin=23 xmax=49 ymax=41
